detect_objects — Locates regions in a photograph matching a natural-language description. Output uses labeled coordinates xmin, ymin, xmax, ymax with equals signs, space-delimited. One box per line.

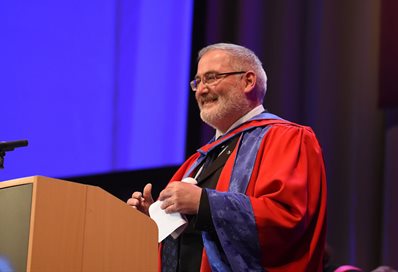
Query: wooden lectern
xmin=0 ymin=176 xmax=158 ymax=272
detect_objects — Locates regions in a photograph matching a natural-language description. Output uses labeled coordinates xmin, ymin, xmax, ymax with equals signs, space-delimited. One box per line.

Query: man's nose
xmin=195 ymin=81 xmax=209 ymax=94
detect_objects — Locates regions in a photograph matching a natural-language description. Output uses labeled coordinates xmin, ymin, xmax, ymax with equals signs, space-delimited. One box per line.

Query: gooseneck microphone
xmin=0 ymin=140 xmax=29 ymax=169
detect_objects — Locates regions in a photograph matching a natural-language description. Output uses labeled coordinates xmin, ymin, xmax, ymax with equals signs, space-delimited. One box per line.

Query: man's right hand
xmin=127 ymin=183 xmax=154 ymax=216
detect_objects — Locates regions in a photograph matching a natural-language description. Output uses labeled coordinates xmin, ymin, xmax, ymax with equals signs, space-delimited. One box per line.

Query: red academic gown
xmin=159 ymin=115 xmax=327 ymax=272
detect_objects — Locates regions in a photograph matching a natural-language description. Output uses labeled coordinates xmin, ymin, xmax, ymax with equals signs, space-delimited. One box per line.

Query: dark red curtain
xmin=379 ymin=0 xmax=398 ymax=108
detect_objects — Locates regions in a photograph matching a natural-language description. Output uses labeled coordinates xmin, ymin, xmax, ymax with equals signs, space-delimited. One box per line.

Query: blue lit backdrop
xmin=0 ymin=0 xmax=193 ymax=181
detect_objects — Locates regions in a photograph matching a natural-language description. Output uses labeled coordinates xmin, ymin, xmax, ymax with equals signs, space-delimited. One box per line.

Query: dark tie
xmin=161 ymin=236 xmax=179 ymax=272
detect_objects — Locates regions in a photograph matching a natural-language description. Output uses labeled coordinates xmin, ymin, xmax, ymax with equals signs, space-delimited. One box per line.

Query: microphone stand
xmin=0 ymin=140 xmax=28 ymax=169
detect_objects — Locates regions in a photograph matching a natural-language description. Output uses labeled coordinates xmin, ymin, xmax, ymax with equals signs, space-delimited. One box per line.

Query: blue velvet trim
xmin=249 ymin=112 xmax=283 ymax=122
xmin=204 ymin=191 xmax=264 ymax=271
xmin=229 ymin=126 xmax=270 ymax=193
xmin=202 ymin=126 xmax=271 ymax=272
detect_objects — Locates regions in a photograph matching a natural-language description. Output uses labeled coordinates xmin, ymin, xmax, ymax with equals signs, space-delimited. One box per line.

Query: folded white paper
xmin=148 ymin=177 xmax=198 ymax=243
xmin=149 ymin=200 xmax=187 ymax=242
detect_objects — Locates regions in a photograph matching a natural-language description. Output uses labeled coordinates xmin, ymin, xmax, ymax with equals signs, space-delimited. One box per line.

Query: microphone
xmin=0 ymin=140 xmax=29 ymax=169
xmin=0 ymin=140 xmax=29 ymax=152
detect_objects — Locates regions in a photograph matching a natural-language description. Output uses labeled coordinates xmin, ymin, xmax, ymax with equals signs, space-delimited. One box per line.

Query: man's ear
xmin=243 ymin=71 xmax=257 ymax=94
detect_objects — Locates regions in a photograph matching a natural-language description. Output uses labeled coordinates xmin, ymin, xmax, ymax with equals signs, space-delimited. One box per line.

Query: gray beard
xmin=199 ymin=93 xmax=249 ymax=132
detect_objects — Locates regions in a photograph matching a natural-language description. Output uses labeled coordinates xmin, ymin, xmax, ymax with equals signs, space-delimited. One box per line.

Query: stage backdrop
xmin=0 ymin=0 xmax=193 ymax=181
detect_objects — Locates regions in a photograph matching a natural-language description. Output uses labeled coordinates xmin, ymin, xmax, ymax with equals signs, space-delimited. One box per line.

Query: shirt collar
xmin=215 ymin=104 xmax=265 ymax=139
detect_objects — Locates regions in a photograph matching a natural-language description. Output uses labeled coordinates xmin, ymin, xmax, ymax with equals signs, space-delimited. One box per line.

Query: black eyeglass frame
xmin=190 ymin=71 xmax=246 ymax=91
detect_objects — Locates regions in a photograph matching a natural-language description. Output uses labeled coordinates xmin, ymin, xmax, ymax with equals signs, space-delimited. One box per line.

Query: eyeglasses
xmin=190 ymin=71 xmax=246 ymax=91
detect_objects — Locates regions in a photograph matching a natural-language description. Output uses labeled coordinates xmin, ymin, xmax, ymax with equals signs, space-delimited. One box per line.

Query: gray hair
xmin=198 ymin=43 xmax=267 ymax=101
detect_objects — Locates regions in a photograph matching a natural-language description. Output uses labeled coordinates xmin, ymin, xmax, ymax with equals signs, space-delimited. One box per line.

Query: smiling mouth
xmin=200 ymin=97 xmax=218 ymax=107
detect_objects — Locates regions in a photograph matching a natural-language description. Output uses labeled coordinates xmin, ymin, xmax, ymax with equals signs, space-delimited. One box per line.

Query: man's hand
xmin=158 ymin=182 xmax=202 ymax=214
xmin=126 ymin=183 xmax=154 ymax=216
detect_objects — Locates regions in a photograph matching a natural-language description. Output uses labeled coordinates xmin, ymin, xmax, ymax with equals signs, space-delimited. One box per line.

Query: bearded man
xmin=127 ymin=43 xmax=327 ymax=272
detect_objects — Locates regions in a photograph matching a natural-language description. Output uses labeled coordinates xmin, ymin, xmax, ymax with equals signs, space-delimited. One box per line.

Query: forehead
xmin=197 ymin=50 xmax=233 ymax=75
